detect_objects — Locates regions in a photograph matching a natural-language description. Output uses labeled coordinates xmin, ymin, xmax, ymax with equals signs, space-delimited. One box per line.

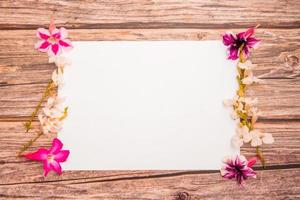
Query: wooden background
xmin=0 ymin=0 xmax=300 ymax=199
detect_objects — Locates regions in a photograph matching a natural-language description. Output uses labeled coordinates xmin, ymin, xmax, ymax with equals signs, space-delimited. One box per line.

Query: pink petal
xmin=222 ymin=33 xmax=235 ymax=46
xmin=223 ymin=171 xmax=236 ymax=179
xmin=35 ymin=41 xmax=50 ymax=52
xmin=59 ymin=39 xmax=71 ymax=47
xmin=23 ymin=148 xmax=48 ymax=161
xmin=49 ymin=43 xmax=61 ymax=56
xmin=59 ymin=27 xmax=68 ymax=39
xmin=59 ymin=39 xmax=73 ymax=52
xmin=36 ymin=28 xmax=50 ymax=40
xmin=227 ymin=47 xmax=239 ymax=60
xmin=43 ymin=160 xmax=51 ymax=177
xmin=51 ymin=28 xmax=61 ymax=39
xmin=243 ymin=28 xmax=254 ymax=39
xmin=242 ymin=46 xmax=250 ymax=59
xmin=247 ymin=37 xmax=261 ymax=49
xmin=43 ymin=160 xmax=62 ymax=176
xmin=236 ymin=31 xmax=245 ymax=40
xmin=247 ymin=157 xmax=257 ymax=167
xmin=54 ymin=150 xmax=70 ymax=162
xmin=242 ymin=168 xmax=256 ymax=178
xmin=50 ymin=160 xmax=62 ymax=175
xmin=49 ymin=138 xmax=63 ymax=154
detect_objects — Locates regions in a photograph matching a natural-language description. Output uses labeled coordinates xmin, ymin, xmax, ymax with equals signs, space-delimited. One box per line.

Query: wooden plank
xmin=0 ymin=0 xmax=299 ymax=29
xmin=0 ymin=168 xmax=299 ymax=199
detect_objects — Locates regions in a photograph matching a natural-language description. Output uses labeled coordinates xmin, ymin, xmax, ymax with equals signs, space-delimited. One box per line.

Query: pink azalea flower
xmin=23 ymin=138 xmax=70 ymax=176
xmin=220 ymin=155 xmax=257 ymax=186
xmin=35 ymin=20 xmax=73 ymax=56
xmin=222 ymin=28 xmax=260 ymax=60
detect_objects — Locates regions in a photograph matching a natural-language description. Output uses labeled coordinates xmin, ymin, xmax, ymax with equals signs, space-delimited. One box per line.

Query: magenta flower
xmin=23 ymin=138 xmax=70 ymax=176
xmin=220 ymin=155 xmax=257 ymax=186
xmin=222 ymin=28 xmax=260 ymax=60
xmin=35 ymin=21 xmax=73 ymax=56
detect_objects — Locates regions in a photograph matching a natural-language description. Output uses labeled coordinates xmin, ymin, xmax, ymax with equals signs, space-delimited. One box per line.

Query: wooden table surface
xmin=0 ymin=0 xmax=300 ymax=199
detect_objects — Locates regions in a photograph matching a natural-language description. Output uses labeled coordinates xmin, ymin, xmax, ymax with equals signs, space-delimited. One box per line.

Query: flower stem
xmin=24 ymin=81 xmax=54 ymax=132
xmin=237 ymin=45 xmax=266 ymax=167
xmin=256 ymin=146 xmax=266 ymax=168
xmin=17 ymin=131 xmax=43 ymax=157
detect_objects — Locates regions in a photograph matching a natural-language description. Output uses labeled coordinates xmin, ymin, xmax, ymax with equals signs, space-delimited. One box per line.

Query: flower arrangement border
xmin=18 ymin=19 xmax=72 ymax=176
xmin=16 ymin=20 xmax=274 ymax=185
xmin=220 ymin=26 xmax=274 ymax=186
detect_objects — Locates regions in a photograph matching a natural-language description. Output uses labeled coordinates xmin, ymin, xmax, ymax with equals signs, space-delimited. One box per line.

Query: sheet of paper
xmin=60 ymin=41 xmax=238 ymax=170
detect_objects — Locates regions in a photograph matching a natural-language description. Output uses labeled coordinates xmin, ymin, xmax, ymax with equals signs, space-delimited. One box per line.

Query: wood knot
xmin=174 ymin=192 xmax=191 ymax=200
xmin=197 ymin=33 xmax=205 ymax=40
xmin=285 ymin=55 xmax=299 ymax=69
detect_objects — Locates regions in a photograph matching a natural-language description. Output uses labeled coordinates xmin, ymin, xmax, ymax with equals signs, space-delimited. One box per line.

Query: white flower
xmin=38 ymin=114 xmax=63 ymax=134
xmin=38 ymin=96 xmax=67 ymax=134
xmin=242 ymin=69 xmax=261 ymax=85
xmin=52 ymin=69 xmax=64 ymax=88
xmin=223 ymin=96 xmax=243 ymax=119
xmin=231 ymin=125 xmax=252 ymax=147
xmin=251 ymin=109 xmax=261 ymax=124
xmin=250 ymin=130 xmax=274 ymax=147
xmin=224 ymin=96 xmax=259 ymax=119
xmin=238 ymin=60 xmax=256 ymax=70
xmin=232 ymin=126 xmax=274 ymax=147
xmin=43 ymin=97 xmax=65 ymax=119
xmin=49 ymin=55 xmax=71 ymax=71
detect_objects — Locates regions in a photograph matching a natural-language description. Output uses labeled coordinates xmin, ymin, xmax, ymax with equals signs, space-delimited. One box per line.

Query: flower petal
xmin=36 ymin=28 xmax=50 ymax=40
xmin=242 ymin=76 xmax=253 ymax=85
xmin=59 ymin=39 xmax=73 ymax=52
xmin=43 ymin=160 xmax=62 ymax=176
xmin=51 ymin=28 xmax=61 ymax=39
xmin=222 ymin=33 xmax=235 ymax=46
xmin=220 ymin=166 xmax=229 ymax=176
xmin=50 ymin=160 xmax=62 ymax=175
xmin=49 ymin=138 xmax=63 ymax=154
xmin=59 ymin=27 xmax=68 ymax=39
xmin=43 ymin=160 xmax=51 ymax=177
xmin=49 ymin=43 xmax=61 ymax=56
xmin=247 ymin=157 xmax=257 ymax=167
xmin=242 ymin=46 xmax=250 ymax=59
xmin=251 ymin=135 xmax=262 ymax=147
xmin=54 ymin=150 xmax=70 ymax=162
xmin=35 ymin=40 xmax=50 ymax=52
xmin=223 ymin=171 xmax=236 ymax=179
xmin=243 ymin=28 xmax=254 ymax=39
xmin=227 ymin=46 xmax=239 ymax=60
xmin=23 ymin=148 xmax=48 ymax=161
xmin=231 ymin=135 xmax=243 ymax=148
xmin=247 ymin=37 xmax=261 ymax=49
xmin=262 ymin=133 xmax=274 ymax=144
xmin=243 ymin=130 xmax=252 ymax=143
xmin=238 ymin=60 xmax=253 ymax=69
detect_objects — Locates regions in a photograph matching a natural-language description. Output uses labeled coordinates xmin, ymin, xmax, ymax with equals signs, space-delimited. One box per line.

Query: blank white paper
xmin=60 ymin=41 xmax=238 ymax=170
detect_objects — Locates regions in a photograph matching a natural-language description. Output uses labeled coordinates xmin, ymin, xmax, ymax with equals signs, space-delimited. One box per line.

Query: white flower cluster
xmin=38 ymin=56 xmax=70 ymax=134
xmin=224 ymin=60 xmax=274 ymax=148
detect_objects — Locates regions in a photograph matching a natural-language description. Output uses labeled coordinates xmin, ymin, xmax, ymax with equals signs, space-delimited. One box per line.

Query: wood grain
xmin=0 ymin=0 xmax=300 ymax=199
xmin=0 ymin=168 xmax=299 ymax=199
xmin=0 ymin=0 xmax=299 ymax=29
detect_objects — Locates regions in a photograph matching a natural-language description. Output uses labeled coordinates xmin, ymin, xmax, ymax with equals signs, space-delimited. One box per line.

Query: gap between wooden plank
xmin=0 ymin=164 xmax=299 ymax=186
